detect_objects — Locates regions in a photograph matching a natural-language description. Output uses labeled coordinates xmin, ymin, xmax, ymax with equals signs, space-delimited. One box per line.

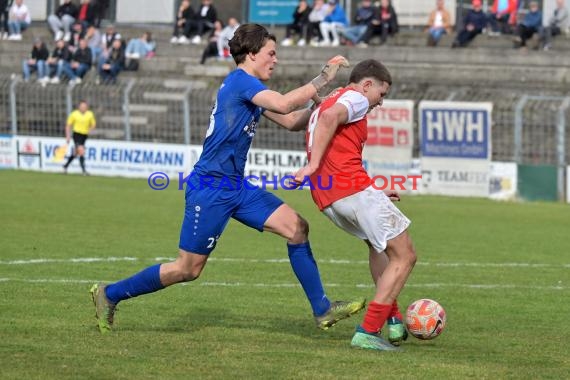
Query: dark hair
xmin=348 ymin=59 xmax=392 ymax=86
xmin=228 ymin=24 xmax=276 ymax=65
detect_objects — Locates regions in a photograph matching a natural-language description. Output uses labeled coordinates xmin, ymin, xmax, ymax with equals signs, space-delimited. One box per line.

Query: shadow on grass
xmin=115 ymin=306 xmax=355 ymax=341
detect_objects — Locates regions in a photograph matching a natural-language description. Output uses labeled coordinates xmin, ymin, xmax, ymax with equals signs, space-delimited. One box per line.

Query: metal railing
xmin=1 ymin=74 xmax=568 ymax=169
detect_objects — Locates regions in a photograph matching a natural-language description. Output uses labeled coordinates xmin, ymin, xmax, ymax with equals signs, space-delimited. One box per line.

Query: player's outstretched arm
xmin=252 ymin=55 xmax=349 ymax=115
xmin=262 ymin=86 xmax=343 ymax=131
xmin=263 ymin=108 xmax=313 ymax=131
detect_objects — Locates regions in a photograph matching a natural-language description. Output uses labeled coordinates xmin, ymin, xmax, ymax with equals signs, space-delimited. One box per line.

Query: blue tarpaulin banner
xmin=248 ymin=0 xmax=299 ymax=24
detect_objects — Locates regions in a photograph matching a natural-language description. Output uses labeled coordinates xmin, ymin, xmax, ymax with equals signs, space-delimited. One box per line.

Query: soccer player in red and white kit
xmin=294 ymin=59 xmax=416 ymax=351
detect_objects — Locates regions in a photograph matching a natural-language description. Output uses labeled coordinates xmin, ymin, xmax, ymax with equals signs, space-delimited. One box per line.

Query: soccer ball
xmin=405 ymin=299 xmax=446 ymax=340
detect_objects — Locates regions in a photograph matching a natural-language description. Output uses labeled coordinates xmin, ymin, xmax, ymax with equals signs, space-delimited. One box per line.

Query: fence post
xmin=65 ymin=83 xmax=73 ymax=116
xmin=513 ymin=95 xmax=528 ymax=163
xmin=10 ymin=76 xmax=18 ymax=135
xmin=123 ymin=78 xmax=135 ymax=141
xmin=557 ymin=97 xmax=570 ymax=201
xmin=182 ymin=83 xmax=193 ymax=145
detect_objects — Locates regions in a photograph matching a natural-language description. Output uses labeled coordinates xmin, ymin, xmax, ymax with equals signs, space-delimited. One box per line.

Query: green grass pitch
xmin=0 ymin=170 xmax=569 ymax=379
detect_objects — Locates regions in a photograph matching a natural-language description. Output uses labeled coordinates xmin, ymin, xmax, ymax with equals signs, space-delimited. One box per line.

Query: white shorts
xmin=322 ymin=186 xmax=411 ymax=252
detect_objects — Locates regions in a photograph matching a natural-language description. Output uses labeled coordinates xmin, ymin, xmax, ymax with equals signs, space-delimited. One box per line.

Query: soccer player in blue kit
xmin=90 ymin=23 xmax=365 ymax=334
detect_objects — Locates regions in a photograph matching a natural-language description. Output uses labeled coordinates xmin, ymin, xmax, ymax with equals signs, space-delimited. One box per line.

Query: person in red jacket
xmin=487 ymin=0 xmax=518 ymax=35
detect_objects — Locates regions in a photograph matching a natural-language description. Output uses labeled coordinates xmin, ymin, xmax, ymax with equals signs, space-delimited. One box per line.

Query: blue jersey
xmin=179 ymin=69 xmax=283 ymax=255
xmin=193 ymin=69 xmax=267 ymax=181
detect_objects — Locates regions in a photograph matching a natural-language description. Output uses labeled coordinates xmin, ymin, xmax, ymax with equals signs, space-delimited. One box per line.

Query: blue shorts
xmin=179 ymin=177 xmax=284 ymax=255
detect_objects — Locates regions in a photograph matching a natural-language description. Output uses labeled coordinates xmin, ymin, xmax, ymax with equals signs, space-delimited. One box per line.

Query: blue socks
xmin=105 ymin=264 xmax=165 ymax=304
xmin=287 ymin=242 xmax=331 ymax=316
xmin=104 ymin=244 xmax=331 ymax=315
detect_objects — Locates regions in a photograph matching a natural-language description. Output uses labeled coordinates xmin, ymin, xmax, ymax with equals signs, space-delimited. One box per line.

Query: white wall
xmin=390 ymin=0 xmax=457 ymax=26
xmin=116 ymin=0 xmax=175 ymax=23
xmin=25 ymin=0 xmax=48 ymax=20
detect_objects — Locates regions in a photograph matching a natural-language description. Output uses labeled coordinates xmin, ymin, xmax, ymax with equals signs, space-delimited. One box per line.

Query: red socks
xmin=361 ymin=302 xmax=392 ymax=333
xmin=390 ymin=300 xmax=403 ymax=321
xmin=361 ymin=300 xmax=404 ymax=333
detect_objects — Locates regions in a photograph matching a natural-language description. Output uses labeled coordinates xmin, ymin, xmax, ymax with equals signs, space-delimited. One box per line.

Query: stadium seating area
xmin=1 ymin=24 xmax=570 ymax=87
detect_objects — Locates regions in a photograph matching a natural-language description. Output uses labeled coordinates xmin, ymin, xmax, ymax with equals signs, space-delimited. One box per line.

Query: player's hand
xmin=384 ymin=190 xmax=401 ymax=202
xmin=310 ymin=87 xmax=342 ymax=109
xmin=322 ymin=55 xmax=350 ymax=81
xmin=291 ymin=165 xmax=316 ymax=188
xmin=311 ymin=55 xmax=350 ymax=91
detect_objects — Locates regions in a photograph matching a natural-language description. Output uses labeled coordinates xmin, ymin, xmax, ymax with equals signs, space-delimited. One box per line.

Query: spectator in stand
xmin=98 ymin=38 xmax=124 ymax=84
xmin=539 ymin=0 xmax=568 ymax=51
xmin=0 ymin=0 xmax=10 ymax=40
xmin=199 ymin=17 xmax=241 ymax=64
xmin=125 ymin=31 xmax=155 ymax=70
xmin=98 ymin=24 xmax=121 ymax=65
xmin=487 ymin=0 xmax=518 ymax=36
xmin=190 ymin=0 xmax=217 ymax=44
xmin=101 ymin=24 xmax=121 ymax=51
xmin=67 ymin=22 xmax=84 ymax=52
xmin=77 ymin=0 xmax=97 ymax=29
xmin=451 ymin=0 xmax=486 ymax=48
xmin=62 ymin=38 xmax=92 ymax=84
xmin=93 ymin=0 xmax=109 ymax=27
xmin=217 ymin=17 xmax=239 ymax=57
xmin=7 ymin=0 xmax=30 ymax=41
xmin=84 ymin=24 xmax=101 ymax=63
xmin=281 ymin=0 xmax=312 ymax=46
xmin=512 ymin=1 xmax=542 ymax=49
xmin=125 ymin=31 xmax=155 ymax=59
xmin=338 ymin=0 xmax=376 ymax=46
xmin=361 ymin=0 xmax=398 ymax=45
xmin=307 ymin=0 xmax=329 ymax=45
xmin=22 ymin=38 xmax=49 ymax=84
xmin=170 ymin=0 xmax=195 ymax=44
xmin=319 ymin=0 xmax=347 ymax=46
xmin=47 ymin=0 xmax=78 ymax=42
xmin=199 ymin=20 xmax=223 ymax=64
xmin=425 ymin=0 xmax=452 ymax=46
xmin=47 ymin=39 xmax=72 ymax=84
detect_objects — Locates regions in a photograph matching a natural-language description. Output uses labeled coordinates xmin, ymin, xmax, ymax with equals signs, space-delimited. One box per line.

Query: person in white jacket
xmin=217 ymin=17 xmax=239 ymax=59
xmin=539 ymin=0 xmax=568 ymax=50
xmin=307 ymin=0 xmax=329 ymax=45
xmin=8 ymin=0 xmax=31 ymax=40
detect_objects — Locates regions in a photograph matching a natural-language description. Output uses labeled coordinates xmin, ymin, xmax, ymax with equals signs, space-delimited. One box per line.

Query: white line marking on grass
xmin=0 ymin=257 xmax=138 ymax=265
xmin=0 ymin=278 xmax=97 ymax=284
xmin=0 ymin=278 xmax=566 ymax=290
xmin=1 ymin=256 xmax=568 ymax=268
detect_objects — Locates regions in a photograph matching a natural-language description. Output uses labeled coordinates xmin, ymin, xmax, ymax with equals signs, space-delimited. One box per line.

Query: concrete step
xmin=128 ymin=104 xmax=168 ymax=113
xmin=142 ymin=91 xmax=187 ymax=101
xmin=89 ymin=128 xmax=125 ymax=139
xmin=184 ymin=63 xmax=231 ymax=77
xmin=2 ymin=26 xmax=569 ymax=73
xmin=7 ymin=24 xmax=570 ymax=50
xmin=101 ymin=115 xmax=148 ymax=125
xmin=162 ymin=78 xmax=208 ymax=89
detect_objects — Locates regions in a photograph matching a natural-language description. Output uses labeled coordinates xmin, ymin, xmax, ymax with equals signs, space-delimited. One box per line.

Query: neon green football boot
xmin=315 ymin=298 xmax=366 ymax=330
xmin=387 ymin=316 xmax=408 ymax=346
xmin=90 ymin=283 xmax=116 ymax=334
xmin=351 ymin=325 xmax=401 ymax=351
